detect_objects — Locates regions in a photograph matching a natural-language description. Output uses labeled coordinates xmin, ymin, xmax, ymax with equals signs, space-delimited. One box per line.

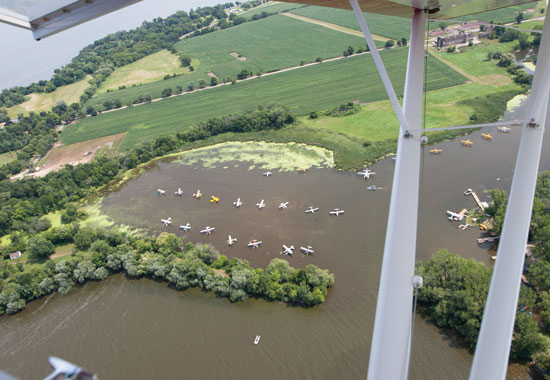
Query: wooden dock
xmin=471 ymin=191 xmax=485 ymax=211
xmin=477 ymin=237 xmax=499 ymax=244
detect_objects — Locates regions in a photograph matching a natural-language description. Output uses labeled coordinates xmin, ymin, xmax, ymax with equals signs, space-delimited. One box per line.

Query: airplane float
xmin=248 ymin=240 xmax=262 ymax=249
xmin=300 ymin=246 xmax=315 ymax=255
xmin=357 ymin=168 xmax=375 ymax=179
xmin=179 ymin=223 xmax=191 ymax=231
xmin=210 ymin=196 xmax=219 ymax=204
xmin=233 ymin=198 xmax=242 ymax=207
xmin=281 ymin=244 xmax=295 ymax=256
xmin=305 ymin=206 xmax=319 ymax=214
xmin=482 ymin=133 xmax=493 ymax=140
xmin=157 ymin=189 xmax=166 ymax=195
xmin=329 ymin=208 xmax=345 ymax=216
xmin=461 ymin=139 xmax=473 ymax=147
xmin=429 ymin=148 xmax=442 ymax=155
xmin=263 ymin=171 xmax=273 ymax=177
xmin=174 ymin=188 xmax=184 ymax=196
xmin=200 ymin=226 xmax=215 ymax=235
xmin=498 ymin=126 xmax=511 ymax=133
xmin=278 ymin=202 xmax=289 ymax=210
xmin=257 ymin=199 xmax=266 ymax=209
xmin=161 ymin=217 xmax=172 ymax=226
xmin=193 ymin=190 xmax=202 ymax=199
xmin=227 ymin=235 xmax=237 ymax=246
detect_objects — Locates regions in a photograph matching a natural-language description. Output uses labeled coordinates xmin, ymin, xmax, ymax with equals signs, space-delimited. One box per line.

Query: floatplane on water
xmin=357 ymin=168 xmax=375 ymax=179
xmin=161 ymin=217 xmax=171 ymax=226
xmin=430 ymin=148 xmax=442 ymax=155
xmin=281 ymin=244 xmax=295 ymax=256
xmin=174 ymin=188 xmax=184 ymax=196
xmin=305 ymin=206 xmax=319 ymax=214
xmin=248 ymin=240 xmax=262 ymax=249
xmin=256 ymin=199 xmax=266 ymax=209
xmin=461 ymin=139 xmax=473 ymax=147
xmin=263 ymin=171 xmax=272 ymax=177
xmin=278 ymin=202 xmax=289 ymax=210
xmin=329 ymin=208 xmax=344 ymax=216
xmin=233 ymin=198 xmax=242 ymax=207
xmin=179 ymin=223 xmax=191 ymax=231
xmin=200 ymin=226 xmax=215 ymax=235
xmin=210 ymin=196 xmax=219 ymax=203
xmin=300 ymin=246 xmax=314 ymax=255
xmin=157 ymin=189 xmax=166 ymax=195
xmin=482 ymin=133 xmax=493 ymax=140
xmin=193 ymin=190 xmax=202 ymax=199
xmin=227 ymin=235 xmax=237 ymax=246
xmin=498 ymin=126 xmax=511 ymax=133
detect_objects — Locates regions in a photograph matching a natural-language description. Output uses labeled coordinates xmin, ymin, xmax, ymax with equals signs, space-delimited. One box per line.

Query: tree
xmin=516 ymin=11 xmax=524 ymax=24
xmin=401 ymin=37 xmax=407 ymax=47
xmin=210 ymin=77 xmax=218 ymax=86
xmin=510 ymin=312 xmax=548 ymax=360
xmin=439 ymin=21 xmax=447 ymax=31
xmin=187 ymin=82 xmax=195 ymax=92
xmin=27 ymin=235 xmax=55 ymax=259
xmin=385 ymin=40 xmax=395 ymax=48
xmin=74 ymin=228 xmax=94 ymax=251
xmin=179 ymin=53 xmax=192 ymax=67
xmin=161 ymin=87 xmax=173 ymax=97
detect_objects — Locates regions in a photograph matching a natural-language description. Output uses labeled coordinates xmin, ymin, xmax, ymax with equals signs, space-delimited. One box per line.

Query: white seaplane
xmin=248 ymin=240 xmax=262 ymax=249
xmin=193 ymin=189 xmax=202 ymax=199
xmin=227 ymin=235 xmax=237 ymax=246
xmin=256 ymin=199 xmax=266 ymax=209
xmin=279 ymin=202 xmax=289 ymax=210
xmin=200 ymin=226 xmax=215 ymax=235
xmin=233 ymin=198 xmax=243 ymax=207
xmin=161 ymin=217 xmax=172 ymax=226
xmin=498 ymin=126 xmax=511 ymax=133
xmin=174 ymin=188 xmax=184 ymax=196
xmin=357 ymin=168 xmax=375 ymax=179
xmin=305 ymin=206 xmax=319 ymax=214
xmin=329 ymin=208 xmax=345 ymax=216
xmin=281 ymin=244 xmax=295 ymax=256
xmin=263 ymin=171 xmax=273 ymax=177
xmin=179 ymin=223 xmax=191 ymax=231
xmin=300 ymin=246 xmax=315 ymax=255
xmin=446 ymin=210 xmax=465 ymax=221
xmin=157 ymin=189 xmax=166 ymax=195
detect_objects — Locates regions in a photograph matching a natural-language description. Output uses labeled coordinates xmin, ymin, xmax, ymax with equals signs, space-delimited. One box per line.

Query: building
xmin=9 ymin=251 xmax=22 ymax=260
xmin=436 ymin=32 xmax=474 ymax=48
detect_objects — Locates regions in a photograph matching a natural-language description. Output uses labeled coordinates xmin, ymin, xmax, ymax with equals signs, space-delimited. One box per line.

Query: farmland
xmin=239 ymin=1 xmax=305 ymax=18
xmin=456 ymin=1 xmax=540 ymax=23
xmin=64 ymin=47 xmax=466 ymax=150
xmin=87 ymin=14 xmax=381 ymax=108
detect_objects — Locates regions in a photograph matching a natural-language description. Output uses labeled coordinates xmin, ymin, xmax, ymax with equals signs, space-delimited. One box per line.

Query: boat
xmin=254 ymin=335 xmax=261 ymax=345
xmin=367 ymin=185 xmax=377 ymax=191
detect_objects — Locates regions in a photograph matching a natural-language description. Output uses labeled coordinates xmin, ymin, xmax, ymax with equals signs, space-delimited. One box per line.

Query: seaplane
xmin=281 ymin=244 xmax=295 ymax=256
xmin=210 ymin=195 xmax=219 ymax=204
xmin=157 ymin=189 xmax=166 ymax=195
xmin=357 ymin=168 xmax=375 ymax=179
xmin=298 ymin=167 xmax=308 ymax=173
xmin=429 ymin=148 xmax=442 ymax=155
xmin=233 ymin=198 xmax=243 ymax=207
xmin=279 ymin=202 xmax=289 ymax=210
xmin=498 ymin=126 xmax=511 ymax=133
xmin=161 ymin=217 xmax=172 ymax=226
xmin=248 ymin=240 xmax=262 ymax=248
xmin=263 ymin=171 xmax=273 ymax=177
xmin=461 ymin=139 xmax=473 ymax=147
xmin=227 ymin=235 xmax=237 ymax=246
xmin=300 ymin=246 xmax=315 ymax=255
xmin=329 ymin=208 xmax=345 ymax=216
xmin=174 ymin=188 xmax=184 ymax=196
xmin=200 ymin=226 xmax=215 ymax=235
xmin=193 ymin=189 xmax=202 ymax=199
xmin=256 ymin=199 xmax=266 ymax=209
xmin=179 ymin=223 xmax=191 ymax=231
xmin=482 ymin=133 xmax=493 ymax=140
xmin=446 ymin=210 xmax=464 ymax=221
xmin=305 ymin=206 xmax=319 ymax=214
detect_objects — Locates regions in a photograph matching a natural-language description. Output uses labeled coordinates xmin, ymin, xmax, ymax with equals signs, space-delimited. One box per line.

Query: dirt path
xmin=283 ymin=12 xmax=389 ymax=41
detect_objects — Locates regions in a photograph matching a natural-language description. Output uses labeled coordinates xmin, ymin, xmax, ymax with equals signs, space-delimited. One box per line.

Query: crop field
xmin=7 ymin=76 xmax=91 ymax=117
xmin=456 ymin=1 xmax=539 ymax=23
xmin=239 ymin=1 xmax=305 ymax=18
xmin=88 ymin=14 xmax=382 ymax=107
xmin=64 ymin=47 xmax=466 ymax=150
xmin=97 ymin=50 xmax=191 ymax=94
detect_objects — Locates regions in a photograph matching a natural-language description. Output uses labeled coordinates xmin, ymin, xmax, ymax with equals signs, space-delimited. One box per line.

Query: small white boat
xmin=254 ymin=335 xmax=261 ymax=345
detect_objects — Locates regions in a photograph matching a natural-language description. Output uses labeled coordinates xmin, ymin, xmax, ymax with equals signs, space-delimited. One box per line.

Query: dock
xmin=471 ymin=191 xmax=486 ymax=211
xmin=477 ymin=237 xmax=499 ymax=244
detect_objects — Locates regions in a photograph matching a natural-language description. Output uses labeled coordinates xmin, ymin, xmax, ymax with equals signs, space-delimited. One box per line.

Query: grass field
xmin=64 ymin=48 xmax=466 ymax=150
xmin=8 ymin=76 xmax=91 ymax=117
xmin=456 ymin=2 xmax=540 ymax=23
xmin=516 ymin=19 xmax=545 ymax=30
xmin=87 ymin=14 xmax=382 ymax=108
xmin=239 ymin=1 xmax=305 ymax=18
xmin=97 ymin=50 xmax=192 ymax=94
xmin=0 ymin=151 xmax=16 ymax=166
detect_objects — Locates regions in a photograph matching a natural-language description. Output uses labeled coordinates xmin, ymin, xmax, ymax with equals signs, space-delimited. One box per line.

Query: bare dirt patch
xmin=213 ymin=268 xmax=229 ymax=278
xmin=30 ymin=133 xmax=126 ymax=178
xmin=230 ymin=51 xmax=247 ymax=61
xmin=208 ymin=72 xmax=219 ymax=79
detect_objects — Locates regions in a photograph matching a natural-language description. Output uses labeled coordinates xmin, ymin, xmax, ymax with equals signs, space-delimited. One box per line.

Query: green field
xmin=456 ymin=1 xmax=539 ymax=23
xmin=87 ymin=14 xmax=382 ymax=107
xmin=289 ymin=6 xmax=413 ymax=40
xmin=64 ymin=48 xmax=466 ymax=150
xmin=239 ymin=1 xmax=305 ymax=18
xmin=0 ymin=151 xmax=16 ymax=166
xmin=516 ymin=19 xmax=545 ymax=30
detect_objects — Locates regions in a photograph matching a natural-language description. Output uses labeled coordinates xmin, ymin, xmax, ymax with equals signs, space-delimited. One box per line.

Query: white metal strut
xmin=470 ymin=12 xmax=550 ymax=380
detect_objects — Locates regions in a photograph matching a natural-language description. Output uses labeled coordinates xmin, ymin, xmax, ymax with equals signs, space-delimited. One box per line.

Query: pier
xmin=471 ymin=191 xmax=487 ymax=211
xmin=477 ymin=237 xmax=499 ymax=244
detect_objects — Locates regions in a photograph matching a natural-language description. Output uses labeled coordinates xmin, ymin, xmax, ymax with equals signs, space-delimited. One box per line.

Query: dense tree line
xmin=0 ymin=105 xmax=295 ymax=237
xmin=0 ymin=227 xmax=335 ymax=315
xmin=421 ymin=171 xmax=550 ymax=376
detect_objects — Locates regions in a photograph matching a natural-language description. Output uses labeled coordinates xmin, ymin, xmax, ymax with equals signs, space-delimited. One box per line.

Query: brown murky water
xmin=2 ymin=102 xmax=549 ymax=379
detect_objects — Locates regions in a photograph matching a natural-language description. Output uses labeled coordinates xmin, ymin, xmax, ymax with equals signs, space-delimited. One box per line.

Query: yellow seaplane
xmin=298 ymin=167 xmax=309 ymax=173
xmin=429 ymin=148 xmax=442 ymax=155
xmin=461 ymin=139 xmax=473 ymax=147
xmin=481 ymin=133 xmax=493 ymax=140
xmin=210 ymin=195 xmax=219 ymax=204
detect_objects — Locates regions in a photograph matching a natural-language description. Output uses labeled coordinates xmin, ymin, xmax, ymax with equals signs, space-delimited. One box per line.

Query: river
xmin=1 ymin=99 xmax=549 ymax=379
